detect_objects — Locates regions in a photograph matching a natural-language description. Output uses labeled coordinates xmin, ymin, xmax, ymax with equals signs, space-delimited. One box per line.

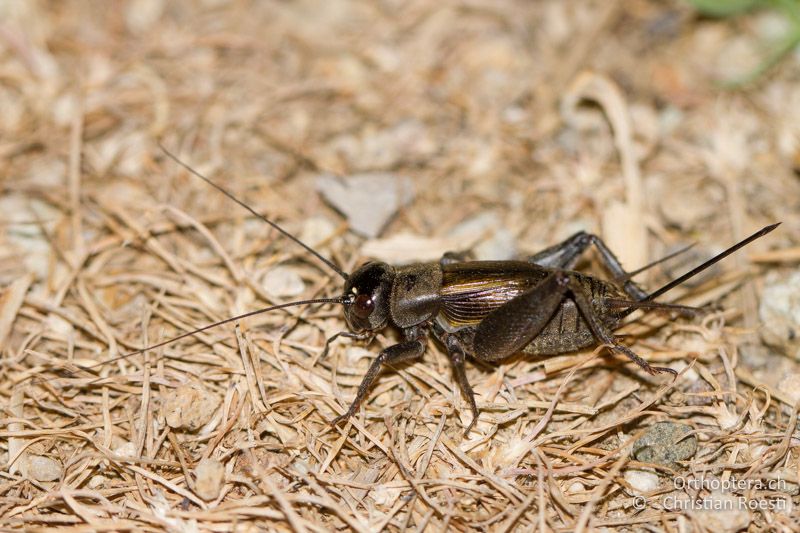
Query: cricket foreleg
xmin=330 ymin=338 xmax=426 ymax=426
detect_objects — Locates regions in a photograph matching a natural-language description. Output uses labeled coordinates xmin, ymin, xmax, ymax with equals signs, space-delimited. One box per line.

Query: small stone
xmin=371 ymin=484 xmax=403 ymax=507
xmin=234 ymin=523 xmax=261 ymax=533
xmin=669 ymin=360 xmax=699 ymax=383
xmin=750 ymin=444 xmax=768 ymax=460
xmin=624 ymin=468 xmax=660 ymax=495
xmin=712 ymin=404 xmax=740 ymax=430
xmin=773 ymin=467 xmax=800 ymax=495
xmin=458 ymin=495 xmax=478 ymax=511
xmin=361 ymin=232 xmax=452 ymax=265
xmin=125 ymin=0 xmax=164 ymax=33
xmin=448 ymin=213 xmax=516 ymax=260
xmin=28 ymin=455 xmax=61 ymax=482
xmin=567 ymin=481 xmax=586 ymax=494
xmin=475 ymin=228 xmax=516 ymax=261
xmin=164 ymin=383 xmax=221 ymax=431
xmin=632 ymin=422 xmax=697 ymax=468
xmin=114 ymin=440 xmax=137 ymax=457
xmin=359 ymin=120 xmax=436 ymax=168
xmin=45 ymin=313 xmax=73 ymax=337
xmin=759 ymin=271 xmax=800 ymax=360
xmin=51 ymin=94 xmax=79 ymax=128
xmin=714 ymin=36 xmax=760 ymax=83
xmin=344 ymin=346 xmax=372 ymax=366
xmin=316 ymin=172 xmax=414 ymax=238
xmin=194 ymin=458 xmax=225 ymax=501
xmin=299 ymin=216 xmax=336 ymax=247
xmin=689 ymin=491 xmax=749 ymax=533
xmin=777 ymin=373 xmax=800 ymax=404
xmin=648 ymin=176 xmax=720 ymax=230
xmin=448 ymin=213 xmax=499 ymax=242
xmin=88 ymin=475 xmax=107 ymax=489
xmin=754 ymin=11 xmax=793 ymax=41
xmin=262 ymin=266 xmax=305 ymax=298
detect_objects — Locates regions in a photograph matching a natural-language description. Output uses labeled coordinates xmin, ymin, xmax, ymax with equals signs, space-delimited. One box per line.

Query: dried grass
xmin=1 ymin=0 xmax=799 ymax=531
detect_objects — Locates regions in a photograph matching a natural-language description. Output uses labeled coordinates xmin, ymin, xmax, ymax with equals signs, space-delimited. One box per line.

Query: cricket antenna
xmin=643 ymin=222 xmax=780 ymax=303
xmin=158 ymin=142 xmax=349 ymax=280
xmin=622 ymin=242 xmax=696 ymax=280
xmin=38 ymin=296 xmax=346 ymax=377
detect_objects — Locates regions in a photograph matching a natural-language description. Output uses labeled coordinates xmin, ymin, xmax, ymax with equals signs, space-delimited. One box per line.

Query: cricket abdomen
xmin=520 ymin=299 xmax=596 ymax=355
xmin=522 ymin=276 xmax=625 ymax=356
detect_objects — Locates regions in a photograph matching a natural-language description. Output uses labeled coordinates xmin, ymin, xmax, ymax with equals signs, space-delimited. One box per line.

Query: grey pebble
xmin=632 ymin=422 xmax=697 ymax=469
xmin=316 ymin=172 xmax=414 ymax=238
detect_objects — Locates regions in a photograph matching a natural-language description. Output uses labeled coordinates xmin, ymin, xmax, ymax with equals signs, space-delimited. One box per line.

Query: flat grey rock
xmin=316 ymin=172 xmax=414 ymax=238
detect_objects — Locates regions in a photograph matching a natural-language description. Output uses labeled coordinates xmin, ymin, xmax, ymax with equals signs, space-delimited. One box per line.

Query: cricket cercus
xmin=105 ymin=146 xmax=779 ymax=434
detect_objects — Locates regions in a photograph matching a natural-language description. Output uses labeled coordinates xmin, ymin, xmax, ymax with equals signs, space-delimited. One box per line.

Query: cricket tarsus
xmin=319 ymin=330 xmax=372 ymax=362
xmin=158 ymin=142 xmax=349 ymax=280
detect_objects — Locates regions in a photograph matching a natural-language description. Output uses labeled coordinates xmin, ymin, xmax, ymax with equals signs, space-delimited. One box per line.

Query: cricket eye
xmin=353 ymin=293 xmax=374 ymax=319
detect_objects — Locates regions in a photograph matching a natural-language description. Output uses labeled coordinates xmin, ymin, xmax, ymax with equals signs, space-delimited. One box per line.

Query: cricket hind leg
xmin=564 ymin=276 xmax=677 ymax=376
xmin=602 ymin=298 xmax=705 ymax=317
xmin=440 ymin=250 xmax=475 ymax=265
xmin=527 ymin=232 xmax=648 ymax=301
xmin=473 ymin=271 xmax=676 ymax=375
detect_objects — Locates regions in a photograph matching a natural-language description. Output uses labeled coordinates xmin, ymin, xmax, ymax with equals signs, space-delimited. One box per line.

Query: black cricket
xmin=109 ymin=145 xmax=778 ymax=434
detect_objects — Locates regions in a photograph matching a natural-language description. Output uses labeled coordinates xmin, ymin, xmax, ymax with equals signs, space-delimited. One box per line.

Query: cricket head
xmin=342 ymin=262 xmax=396 ymax=333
